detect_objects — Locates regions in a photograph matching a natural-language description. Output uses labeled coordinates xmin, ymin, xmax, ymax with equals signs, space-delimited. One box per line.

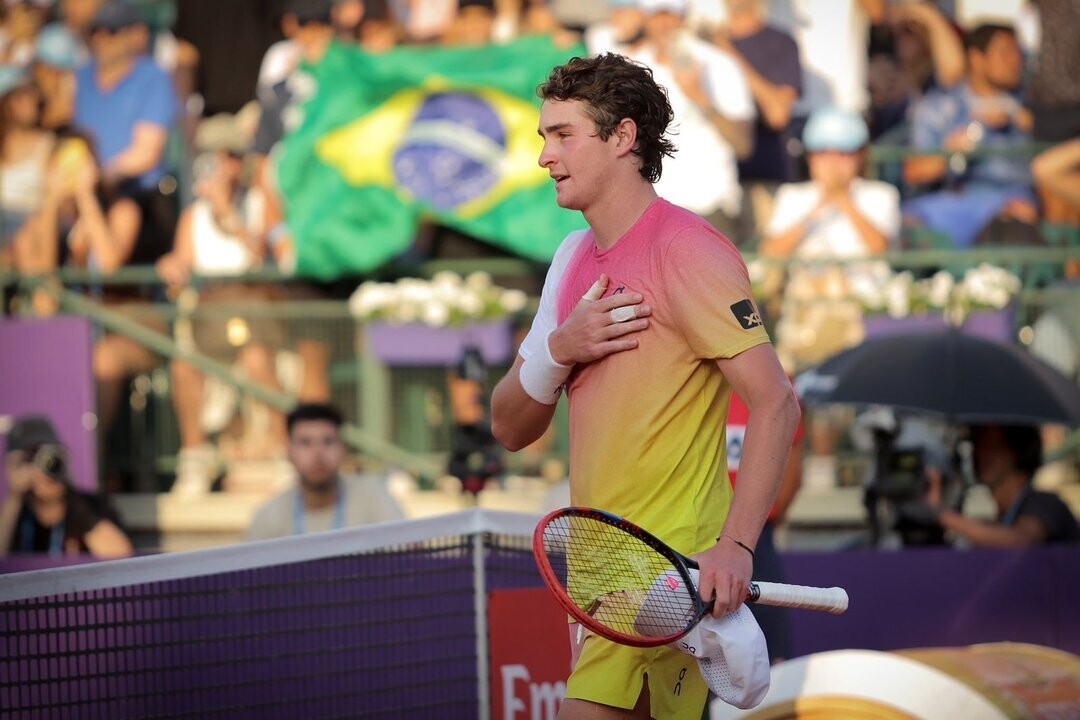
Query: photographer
xmin=907 ymin=424 xmax=1079 ymax=547
xmin=1 ymin=416 xmax=133 ymax=558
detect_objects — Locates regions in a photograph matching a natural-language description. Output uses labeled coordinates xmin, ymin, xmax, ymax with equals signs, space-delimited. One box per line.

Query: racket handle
xmin=747 ymin=581 xmax=849 ymax=615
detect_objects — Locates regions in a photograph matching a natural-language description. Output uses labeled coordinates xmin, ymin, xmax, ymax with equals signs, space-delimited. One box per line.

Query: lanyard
xmin=1001 ymin=486 xmax=1032 ymax=527
xmin=293 ymin=484 xmax=346 ymax=535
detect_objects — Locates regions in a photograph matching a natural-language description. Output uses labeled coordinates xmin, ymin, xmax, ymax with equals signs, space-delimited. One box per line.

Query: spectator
xmin=247 ymin=403 xmax=406 ymax=540
xmin=0 ymin=415 xmax=133 ymax=558
xmin=74 ymin=0 xmax=178 ymax=265
xmin=867 ymin=0 xmax=965 ymax=139
xmin=902 ymin=23 xmax=1037 ymax=249
xmin=1032 ymin=138 xmax=1080 ymax=224
xmin=583 ymin=0 xmax=642 ymax=54
xmin=156 ymin=113 xmax=288 ymax=498
xmin=0 ymin=65 xmax=52 ymax=266
xmin=331 ymin=0 xmax=364 ymax=40
xmin=58 ymin=0 xmax=103 ymax=57
xmin=714 ymin=0 xmax=803 ymax=233
xmin=767 ymin=0 xmax=885 ymax=117
xmin=13 ymin=133 xmax=141 ymax=314
xmin=33 ymin=22 xmax=82 ymax=131
xmin=913 ymin=424 xmax=1079 ymax=546
xmin=251 ymin=1 xmax=336 ymax=405
xmin=625 ymin=0 xmax=755 ymax=237
xmin=443 ymin=0 xmax=495 ymax=46
xmin=356 ymin=0 xmax=402 ymax=53
xmin=1027 ymin=0 xmax=1080 ymax=226
xmin=762 ymin=106 xmax=900 ymax=371
xmin=0 ymin=0 xmax=51 ymax=67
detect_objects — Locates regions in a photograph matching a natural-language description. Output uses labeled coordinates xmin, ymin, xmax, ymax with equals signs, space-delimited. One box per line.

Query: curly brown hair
xmin=537 ymin=53 xmax=676 ymax=183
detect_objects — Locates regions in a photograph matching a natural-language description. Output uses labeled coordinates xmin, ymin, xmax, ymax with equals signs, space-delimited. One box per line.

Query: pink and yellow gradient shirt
xmin=520 ymin=199 xmax=770 ymax=556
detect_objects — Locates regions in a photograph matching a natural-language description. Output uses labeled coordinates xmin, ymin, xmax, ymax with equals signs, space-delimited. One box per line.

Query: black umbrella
xmin=795 ymin=328 xmax=1080 ymax=426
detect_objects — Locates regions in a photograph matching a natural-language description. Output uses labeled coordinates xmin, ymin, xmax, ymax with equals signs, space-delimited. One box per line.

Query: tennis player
xmin=491 ymin=54 xmax=801 ymax=719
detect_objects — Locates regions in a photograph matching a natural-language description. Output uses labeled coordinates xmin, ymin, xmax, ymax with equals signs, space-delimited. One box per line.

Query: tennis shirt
xmin=520 ymin=199 xmax=770 ymax=557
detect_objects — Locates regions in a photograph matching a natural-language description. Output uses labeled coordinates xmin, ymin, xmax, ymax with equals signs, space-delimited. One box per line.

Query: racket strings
xmin=542 ymin=515 xmax=699 ymax=642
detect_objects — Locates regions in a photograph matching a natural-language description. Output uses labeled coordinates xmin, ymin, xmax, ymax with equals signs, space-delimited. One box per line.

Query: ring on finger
xmin=609 ymin=306 xmax=637 ymax=323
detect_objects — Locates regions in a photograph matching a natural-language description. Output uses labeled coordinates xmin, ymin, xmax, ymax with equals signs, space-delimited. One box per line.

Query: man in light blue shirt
xmin=74 ymin=0 xmax=178 ymax=262
xmin=902 ymin=23 xmax=1037 ymax=249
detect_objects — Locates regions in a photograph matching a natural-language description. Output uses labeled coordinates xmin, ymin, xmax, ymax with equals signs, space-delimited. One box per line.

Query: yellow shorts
xmin=565 ymin=632 xmax=708 ymax=719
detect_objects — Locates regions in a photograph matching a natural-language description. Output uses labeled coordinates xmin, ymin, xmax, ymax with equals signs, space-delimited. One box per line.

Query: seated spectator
xmin=767 ymin=0 xmax=884 ymax=118
xmin=714 ymin=0 xmax=803 ymax=233
xmin=625 ymin=0 xmax=755 ymax=237
xmin=33 ymin=22 xmax=82 ymax=131
xmin=57 ymin=0 xmax=102 ymax=60
xmin=1032 ymin=138 xmax=1080 ymax=226
xmin=762 ymin=106 xmax=900 ymax=371
xmin=356 ymin=0 xmax=402 ymax=53
xmin=0 ymin=0 xmax=51 ymax=67
xmin=910 ymin=425 xmax=1079 ymax=546
xmin=156 ymin=115 xmax=287 ymax=498
xmin=0 ymin=65 xmax=53 ymax=267
xmin=902 ymin=23 xmax=1037 ymax=249
xmin=0 ymin=415 xmax=133 ymax=558
xmin=583 ymin=0 xmax=642 ymax=54
xmin=442 ymin=0 xmax=495 ymax=46
xmin=74 ymin=0 xmax=178 ymax=265
xmin=12 ymin=133 xmax=141 ymax=313
xmin=247 ymin=404 xmax=406 ymax=540
xmin=331 ymin=0 xmax=364 ymax=40
xmin=867 ymin=0 xmax=965 ymax=140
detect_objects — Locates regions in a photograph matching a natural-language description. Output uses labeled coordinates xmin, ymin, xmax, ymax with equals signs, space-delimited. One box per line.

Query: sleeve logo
xmin=730 ymin=299 xmax=763 ymax=330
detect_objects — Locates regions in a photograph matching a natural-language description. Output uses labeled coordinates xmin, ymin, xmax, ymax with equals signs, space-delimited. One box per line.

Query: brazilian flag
xmin=277 ymin=37 xmax=589 ymax=280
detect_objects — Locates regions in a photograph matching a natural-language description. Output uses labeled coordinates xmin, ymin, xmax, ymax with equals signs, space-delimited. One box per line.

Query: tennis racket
xmin=533 ymin=507 xmax=849 ymax=648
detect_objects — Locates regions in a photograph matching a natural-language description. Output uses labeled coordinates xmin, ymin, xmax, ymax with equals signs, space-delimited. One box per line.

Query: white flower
xmin=927 ymin=271 xmax=954 ymax=308
xmin=499 ymin=289 xmax=528 ymax=313
xmin=456 ymin=289 xmax=484 ymax=316
xmin=465 ymin=271 xmax=493 ymax=292
xmin=884 ymin=272 xmax=913 ymax=319
xmin=421 ymin=301 xmax=450 ymax=327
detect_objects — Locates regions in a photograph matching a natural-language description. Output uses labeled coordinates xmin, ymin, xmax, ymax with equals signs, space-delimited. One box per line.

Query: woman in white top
xmin=761 ymin=106 xmax=900 ymax=372
xmin=156 ymin=136 xmax=286 ymax=497
xmin=0 ymin=66 xmax=53 ymax=262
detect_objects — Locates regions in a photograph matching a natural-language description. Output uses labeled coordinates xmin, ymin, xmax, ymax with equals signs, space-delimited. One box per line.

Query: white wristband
xmin=519 ymin=332 xmax=572 ymax=405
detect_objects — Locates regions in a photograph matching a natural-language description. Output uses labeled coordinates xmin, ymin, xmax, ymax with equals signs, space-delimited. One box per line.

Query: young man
xmin=490 ymin=54 xmax=800 ymax=720
xmin=247 ymin=404 xmax=406 ymax=540
xmin=903 ymin=24 xmax=1037 ymax=249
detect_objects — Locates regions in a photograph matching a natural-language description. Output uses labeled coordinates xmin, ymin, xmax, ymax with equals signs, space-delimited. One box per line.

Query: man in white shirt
xmin=625 ymin=0 xmax=756 ymax=236
xmin=767 ymin=0 xmax=885 ymax=116
xmin=248 ymin=403 xmax=406 ymax=540
xmin=761 ymin=106 xmax=900 ymax=371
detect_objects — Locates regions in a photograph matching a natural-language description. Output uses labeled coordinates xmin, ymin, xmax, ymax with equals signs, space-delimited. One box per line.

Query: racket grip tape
xmin=748 ymin=581 xmax=849 ymax=615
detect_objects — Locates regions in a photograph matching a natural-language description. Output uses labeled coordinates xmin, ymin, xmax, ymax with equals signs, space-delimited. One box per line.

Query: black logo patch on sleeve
xmin=730 ymin=299 xmax=763 ymax=330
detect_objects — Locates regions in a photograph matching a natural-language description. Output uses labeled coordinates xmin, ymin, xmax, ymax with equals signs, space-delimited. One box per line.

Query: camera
xmin=30 ymin=444 xmax=68 ymax=482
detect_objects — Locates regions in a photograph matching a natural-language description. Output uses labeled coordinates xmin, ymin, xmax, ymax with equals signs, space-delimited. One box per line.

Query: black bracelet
xmin=719 ymin=535 xmax=755 ymax=560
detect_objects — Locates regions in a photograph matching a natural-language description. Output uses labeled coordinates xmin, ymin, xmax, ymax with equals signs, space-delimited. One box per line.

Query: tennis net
xmin=0 ymin=510 xmax=543 ymax=719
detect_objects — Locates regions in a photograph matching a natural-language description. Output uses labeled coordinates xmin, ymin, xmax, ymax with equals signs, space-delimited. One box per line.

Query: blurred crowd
xmin=0 ymin=0 xmax=1077 ymax=505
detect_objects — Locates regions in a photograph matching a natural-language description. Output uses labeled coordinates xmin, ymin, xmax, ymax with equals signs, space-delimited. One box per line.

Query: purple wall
xmin=781 ymin=546 xmax=1080 ymax=657
xmin=0 ymin=317 xmax=97 ymax=497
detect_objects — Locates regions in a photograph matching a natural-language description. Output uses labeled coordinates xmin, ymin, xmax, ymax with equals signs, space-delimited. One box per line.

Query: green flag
xmin=277 ymin=37 xmax=589 ymax=280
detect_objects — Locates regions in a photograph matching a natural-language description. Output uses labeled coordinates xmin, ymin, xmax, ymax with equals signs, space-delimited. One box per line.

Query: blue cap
xmin=0 ymin=65 xmax=31 ymax=97
xmin=802 ymin=106 xmax=869 ymax=153
xmin=91 ymin=0 xmax=142 ymax=32
xmin=35 ymin=23 xmax=81 ymax=70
